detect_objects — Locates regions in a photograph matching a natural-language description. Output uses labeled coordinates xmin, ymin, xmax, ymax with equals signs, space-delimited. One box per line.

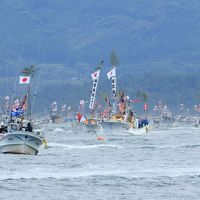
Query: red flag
xmin=77 ymin=113 xmax=82 ymax=122
xmin=130 ymin=99 xmax=141 ymax=103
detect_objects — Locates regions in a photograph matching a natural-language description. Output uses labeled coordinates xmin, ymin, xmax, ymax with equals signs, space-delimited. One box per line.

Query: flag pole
xmin=27 ymin=84 xmax=31 ymax=121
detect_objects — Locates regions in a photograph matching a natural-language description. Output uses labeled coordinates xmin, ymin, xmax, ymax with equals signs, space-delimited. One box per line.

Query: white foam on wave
xmin=53 ymin=128 xmax=65 ymax=132
xmin=0 ymin=168 xmax=126 ymax=180
xmin=132 ymin=143 xmax=200 ymax=149
xmin=2 ymin=167 xmax=200 ymax=180
xmin=127 ymin=167 xmax=200 ymax=178
xmin=48 ymin=143 xmax=122 ymax=149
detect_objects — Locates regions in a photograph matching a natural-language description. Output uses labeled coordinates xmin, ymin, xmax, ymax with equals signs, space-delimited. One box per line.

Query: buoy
xmin=97 ymin=136 xmax=104 ymax=141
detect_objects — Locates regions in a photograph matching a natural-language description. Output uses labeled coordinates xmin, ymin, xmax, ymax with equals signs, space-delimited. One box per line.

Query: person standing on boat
xmin=26 ymin=122 xmax=33 ymax=132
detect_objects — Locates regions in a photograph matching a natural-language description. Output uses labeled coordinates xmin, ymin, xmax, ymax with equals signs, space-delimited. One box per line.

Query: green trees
xmin=21 ymin=65 xmax=37 ymax=77
xmin=110 ymin=50 xmax=119 ymax=67
xmin=96 ymin=60 xmax=104 ymax=70
xmin=136 ymin=90 xmax=148 ymax=102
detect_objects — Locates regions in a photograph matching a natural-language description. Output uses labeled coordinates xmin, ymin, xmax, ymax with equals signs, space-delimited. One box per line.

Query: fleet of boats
xmin=0 ymin=64 xmax=199 ymax=156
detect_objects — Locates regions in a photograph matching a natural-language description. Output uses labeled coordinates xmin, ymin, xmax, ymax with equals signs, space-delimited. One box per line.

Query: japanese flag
xmin=91 ymin=70 xmax=100 ymax=80
xmin=107 ymin=67 xmax=116 ymax=80
xmin=19 ymin=76 xmax=30 ymax=84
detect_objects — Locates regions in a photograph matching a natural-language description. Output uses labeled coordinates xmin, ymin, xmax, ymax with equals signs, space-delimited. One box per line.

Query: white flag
xmin=91 ymin=70 xmax=100 ymax=80
xmin=19 ymin=76 xmax=30 ymax=84
xmin=80 ymin=100 xmax=85 ymax=105
xmin=107 ymin=67 xmax=116 ymax=80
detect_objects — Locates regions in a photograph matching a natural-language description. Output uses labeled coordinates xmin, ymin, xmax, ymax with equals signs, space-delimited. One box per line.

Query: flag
xmin=77 ymin=113 xmax=82 ymax=122
xmin=144 ymin=103 xmax=148 ymax=111
xmin=89 ymin=70 xmax=100 ymax=109
xmin=12 ymin=98 xmax=20 ymax=112
xmin=67 ymin=106 xmax=71 ymax=110
xmin=21 ymin=94 xmax=28 ymax=111
xmin=52 ymin=101 xmax=57 ymax=112
xmin=19 ymin=76 xmax=30 ymax=84
xmin=125 ymin=96 xmax=130 ymax=100
xmin=80 ymin=115 xmax=86 ymax=123
xmin=61 ymin=104 xmax=66 ymax=112
xmin=107 ymin=67 xmax=116 ymax=80
xmin=130 ymin=99 xmax=141 ymax=103
xmin=11 ymin=109 xmax=24 ymax=117
xmin=91 ymin=70 xmax=100 ymax=80
xmin=80 ymin=100 xmax=85 ymax=106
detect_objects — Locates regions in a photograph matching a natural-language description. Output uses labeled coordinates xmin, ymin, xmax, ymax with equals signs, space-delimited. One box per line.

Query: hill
xmin=0 ymin=0 xmax=200 ymax=112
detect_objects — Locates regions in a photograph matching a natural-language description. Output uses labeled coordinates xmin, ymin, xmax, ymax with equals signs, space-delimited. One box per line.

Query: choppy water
xmin=1 ymin=124 xmax=200 ymax=199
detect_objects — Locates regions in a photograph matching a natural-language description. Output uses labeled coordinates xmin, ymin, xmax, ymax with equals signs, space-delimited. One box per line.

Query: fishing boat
xmin=50 ymin=101 xmax=62 ymax=123
xmin=0 ymin=66 xmax=47 ymax=155
xmin=0 ymin=123 xmax=44 ymax=155
xmin=99 ymin=117 xmax=129 ymax=132
xmin=83 ymin=119 xmax=103 ymax=132
xmin=124 ymin=115 xmax=151 ymax=135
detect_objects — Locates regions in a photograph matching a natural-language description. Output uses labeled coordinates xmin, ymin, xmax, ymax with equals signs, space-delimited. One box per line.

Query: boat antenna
xmin=10 ymin=44 xmax=24 ymax=122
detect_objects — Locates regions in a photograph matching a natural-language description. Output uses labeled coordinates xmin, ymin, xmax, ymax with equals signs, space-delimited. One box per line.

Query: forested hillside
xmin=0 ymin=0 xmax=200 ymax=112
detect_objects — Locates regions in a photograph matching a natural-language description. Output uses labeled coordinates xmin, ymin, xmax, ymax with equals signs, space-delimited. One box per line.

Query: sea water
xmin=0 ymin=125 xmax=200 ymax=199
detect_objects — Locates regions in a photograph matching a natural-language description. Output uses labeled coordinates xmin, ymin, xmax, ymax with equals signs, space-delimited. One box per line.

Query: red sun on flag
xmin=94 ymin=73 xmax=97 ymax=77
xmin=22 ymin=78 xmax=27 ymax=82
xmin=19 ymin=76 xmax=30 ymax=84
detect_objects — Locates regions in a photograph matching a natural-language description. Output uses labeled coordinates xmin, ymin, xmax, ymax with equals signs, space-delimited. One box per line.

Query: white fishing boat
xmin=0 ymin=124 xmax=44 ymax=155
xmin=0 ymin=65 xmax=47 ymax=155
xmin=99 ymin=118 xmax=129 ymax=132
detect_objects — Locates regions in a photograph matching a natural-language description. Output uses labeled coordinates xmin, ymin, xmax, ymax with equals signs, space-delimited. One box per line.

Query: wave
xmin=53 ymin=128 xmax=65 ymax=132
xmin=0 ymin=169 xmax=125 ymax=180
xmin=48 ymin=143 xmax=123 ymax=149
xmin=128 ymin=143 xmax=200 ymax=149
xmin=2 ymin=167 xmax=200 ymax=180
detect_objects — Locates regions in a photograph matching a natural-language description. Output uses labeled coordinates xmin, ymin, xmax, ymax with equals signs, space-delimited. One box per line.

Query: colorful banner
xmin=89 ymin=70 xmax=100 ymax=109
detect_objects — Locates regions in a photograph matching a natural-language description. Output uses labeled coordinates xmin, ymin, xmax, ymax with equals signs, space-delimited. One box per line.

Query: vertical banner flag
xmin=107 ymin=67 xmax=116 ymax=96
xmin=19 ymin=76 xmax=31 ymax=84
xmin=111 ymin=77 xmax=116 ymax=96
xmin=89 ymin=70 xmax=100 ymax=109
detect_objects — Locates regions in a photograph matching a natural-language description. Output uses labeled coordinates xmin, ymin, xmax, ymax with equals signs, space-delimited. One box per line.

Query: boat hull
xmin=99 ymin=120 xmax=129 ymax=132
xmin=84 ymin=123 xmax=103 ymax=131
xmin=0 ymin=131 xmax=43 ymax=155
xmin=126 ymin=126 xmax=149 ymax=135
